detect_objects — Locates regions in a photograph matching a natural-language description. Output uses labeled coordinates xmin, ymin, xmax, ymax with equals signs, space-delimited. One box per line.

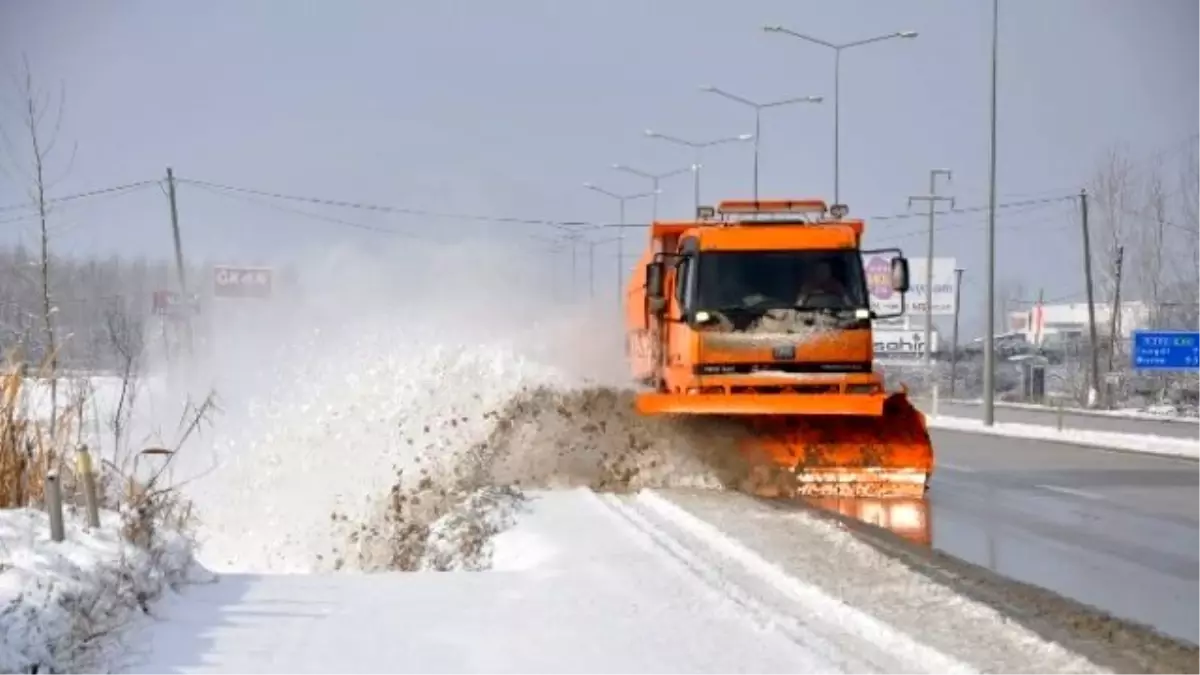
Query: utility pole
xmin=1106 ymin=244 xmax=1125 ymax=408
xmin=165 ymin=167 xmax=192 ymax=357
xmin=908 ymin=168 xmax=954 ymax=371
xmin=950 ymin=267 xmax=964 ymax=398
xmin=982 ymin=0 xmax=999 ymax=426
xmin=1079 ymin=189 xmax=1102 ymax=407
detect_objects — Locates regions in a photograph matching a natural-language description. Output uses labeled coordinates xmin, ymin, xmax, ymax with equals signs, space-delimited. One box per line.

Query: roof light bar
xmin=716 ymin=199 xmax=828 ymax=215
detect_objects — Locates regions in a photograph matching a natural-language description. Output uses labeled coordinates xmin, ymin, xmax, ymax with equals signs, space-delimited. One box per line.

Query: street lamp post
xmin=545 ymin=222 xmax=590 ymax=301
xmin=762 ymin=25 xmax=918 ymax=204
xmin=525 ymin=231 xmax=570 ymax=302
xmin=611 ymin=164 xmax=692 ymax=220
xmin=585 ymin=235 xmax=622 ymax=301
xmin=582 ymin=183 xmax=657 ymax=305
xmin=643 ymin=130 xmax=754 ymax=213
xmin=698 ymin=86 xmax=822 ymax=201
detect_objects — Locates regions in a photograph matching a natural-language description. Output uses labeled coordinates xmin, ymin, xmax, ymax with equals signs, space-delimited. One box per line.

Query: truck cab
xmin=628 ymin=199 xmax=912 ymax=399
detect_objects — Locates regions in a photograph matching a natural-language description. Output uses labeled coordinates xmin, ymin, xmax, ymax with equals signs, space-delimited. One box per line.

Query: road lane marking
xmin=1035 ymin=484 xmax=1105 ymax=500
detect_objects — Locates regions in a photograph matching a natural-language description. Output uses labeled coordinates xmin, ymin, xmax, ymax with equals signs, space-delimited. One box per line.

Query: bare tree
xmin=1 ymin=56 xmax=77 ymax=436
xmin=1089 ymin=148 xmax=1139 ymax=305
xmin=1138 ymin=159 xmax=1168 ymax=327
xmin=1180 ymin=142 xmax=1198 ymax=238
xmin=996 ymin=278 xmax=1026 ymax=332
xmin=103 ymin=301 xmax=145 ymax=459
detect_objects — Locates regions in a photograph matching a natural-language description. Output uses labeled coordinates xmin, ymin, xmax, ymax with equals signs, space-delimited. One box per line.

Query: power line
xmin=177 ymin=176 xmax=603 ymax=229
xmin=867 ymin=199 xmax=1075 ymax=245
xmin=603 ymin=193 xmax=1079 ymax=231
xmin=0 ymin=180 xmax=160 ymax=214
xmin=186 ymin=181 xmax=432 ymax=239
xmin=868 ymin=193 xmax=1076 ymax=222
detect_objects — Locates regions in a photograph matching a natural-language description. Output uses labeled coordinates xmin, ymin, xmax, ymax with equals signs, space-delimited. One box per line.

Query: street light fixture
xmin=698 ymin=85 xmax=823 ymax=201
xmin=582 ymin=182 xmax=658 ymax=305
xmin=611 ymin=163 xmax=692 ymax=220
xmin=762 ymin=25 xmax=918 ymax=204
xmin=643 ymin=129 xmax=754 ymax=212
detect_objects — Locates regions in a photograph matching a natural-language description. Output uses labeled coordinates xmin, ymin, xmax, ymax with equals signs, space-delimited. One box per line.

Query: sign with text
xmin=862 ymin=254 xmax=957 ymax=317
xmin=1131 ymin=330 xmax=1199 ymax=371
xmin=874 ymin=329 xmax=940 ymax=358
xmin=151 ymin=290 xmax=200 ymax=316
xmin=213 ymin=265 xmax=273 ymax=299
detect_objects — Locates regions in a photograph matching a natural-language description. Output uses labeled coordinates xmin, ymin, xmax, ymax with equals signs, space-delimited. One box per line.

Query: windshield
xmin=695 ymin=249 xmax=868 ymax=313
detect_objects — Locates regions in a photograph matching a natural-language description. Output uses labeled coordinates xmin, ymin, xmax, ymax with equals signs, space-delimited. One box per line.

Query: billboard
xmin=874 ymin=329 xmax=940 ymax=357
xmin=213 ymin=265 xmax=273 ymax=299
xmin=862 ymin=254 xmax=957 ymax=317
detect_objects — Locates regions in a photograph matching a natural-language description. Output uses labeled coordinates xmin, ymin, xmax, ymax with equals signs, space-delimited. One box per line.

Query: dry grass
xmin=0 ymin=350 xmax=90 ymax=510
xmin=1 ymin=347 xmax=219 ymax=552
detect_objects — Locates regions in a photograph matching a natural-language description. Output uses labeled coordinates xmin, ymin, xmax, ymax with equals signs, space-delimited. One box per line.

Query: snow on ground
xmin=926 ymin=414 xmax=1200 ymax=458
xmin=942 ymin=398 xmax=1200 ymax=423
xmin=122 ymin=488 xmax=1108 ymax=674
xmin=0 ymin=507 xmax=205 ymax=673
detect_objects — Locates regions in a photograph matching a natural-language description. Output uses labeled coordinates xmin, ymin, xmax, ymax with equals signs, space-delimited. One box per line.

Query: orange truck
xmin=625 ymin=198 xmax=933 ymax=498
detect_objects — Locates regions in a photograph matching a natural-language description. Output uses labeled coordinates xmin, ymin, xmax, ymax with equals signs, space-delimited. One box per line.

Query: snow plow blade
xmin=636 ymin=391 xmax=933 ymax=498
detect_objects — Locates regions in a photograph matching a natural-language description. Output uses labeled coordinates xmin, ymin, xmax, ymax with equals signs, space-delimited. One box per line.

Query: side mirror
xmin=646 ymin=261 xmax=666 ymax=299
xmin=890 ymin=257 xmax=910 ymax=293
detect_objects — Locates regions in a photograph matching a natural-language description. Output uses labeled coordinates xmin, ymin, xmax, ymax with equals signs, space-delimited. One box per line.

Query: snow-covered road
xmin=120 ymin=488 xmax=1104 ymax=674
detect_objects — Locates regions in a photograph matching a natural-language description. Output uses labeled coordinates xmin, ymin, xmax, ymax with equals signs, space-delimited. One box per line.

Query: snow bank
xmin=944 ymin=398 xmax=1199 ymax=424
xmin=927 ymin=414 xmax=1200 ymax=459
xmin=0 ymin=508 xmax=205 ymax=674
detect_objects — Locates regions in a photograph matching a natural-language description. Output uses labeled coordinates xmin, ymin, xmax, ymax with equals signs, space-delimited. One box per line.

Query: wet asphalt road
xmin=919 ymin=399 xmax=1200 ymax=439
xmin=928 ymin=427 xmax=1199 ymax=645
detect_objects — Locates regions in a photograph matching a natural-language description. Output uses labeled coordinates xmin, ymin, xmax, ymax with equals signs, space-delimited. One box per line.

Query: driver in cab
xmin=795 ymin=259 xmax=850 ymax=307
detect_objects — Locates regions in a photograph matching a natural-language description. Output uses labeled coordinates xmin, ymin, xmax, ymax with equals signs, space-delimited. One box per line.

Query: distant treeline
xmin=0 ymin=245 xmax=199 ymax=371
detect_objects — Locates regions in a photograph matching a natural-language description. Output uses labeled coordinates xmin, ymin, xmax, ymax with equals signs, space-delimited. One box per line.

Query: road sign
xmin=213 ymin=265 xmax=273 ymax=299
xmin=863 ymin=255 xmax=958 ymax=316
xmin=1131 ymin=330 xmax=1200 ymax=371
xmin=151 ymin=290 xmax=200 ymax=316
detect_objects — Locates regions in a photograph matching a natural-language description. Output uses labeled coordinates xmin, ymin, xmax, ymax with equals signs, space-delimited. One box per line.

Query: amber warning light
xmin=716 ymin=199 xmax=829 ymax=215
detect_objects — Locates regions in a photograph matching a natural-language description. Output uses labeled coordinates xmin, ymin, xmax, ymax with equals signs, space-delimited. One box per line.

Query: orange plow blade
xmin=636 ymin=390 xmax=933 ymax=498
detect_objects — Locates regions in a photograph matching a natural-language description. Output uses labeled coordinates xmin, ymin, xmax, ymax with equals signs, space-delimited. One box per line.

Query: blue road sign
xmin=1131 ymin=330 xmax=1200 ymax=371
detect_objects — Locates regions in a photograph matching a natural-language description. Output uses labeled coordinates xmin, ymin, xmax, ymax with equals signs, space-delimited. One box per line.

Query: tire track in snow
xmin=589 ymin=490 xmax=975 ymax=674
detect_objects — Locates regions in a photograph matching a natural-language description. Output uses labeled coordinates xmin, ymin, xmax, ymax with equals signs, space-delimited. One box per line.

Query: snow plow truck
xmin=624 ymin=198 xmax=933 ymax=498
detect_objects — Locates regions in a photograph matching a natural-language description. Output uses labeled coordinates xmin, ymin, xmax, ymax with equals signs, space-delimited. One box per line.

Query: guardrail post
xmin=75 ymin=444 xmax=101 ymax=529
xmin=931 ymin=381 xmax=940 ymax=417
xmin=45 ymin=472 xmax=65 ymax=543
xmin=1056 ymin=400 xmax=1065 ymax=432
